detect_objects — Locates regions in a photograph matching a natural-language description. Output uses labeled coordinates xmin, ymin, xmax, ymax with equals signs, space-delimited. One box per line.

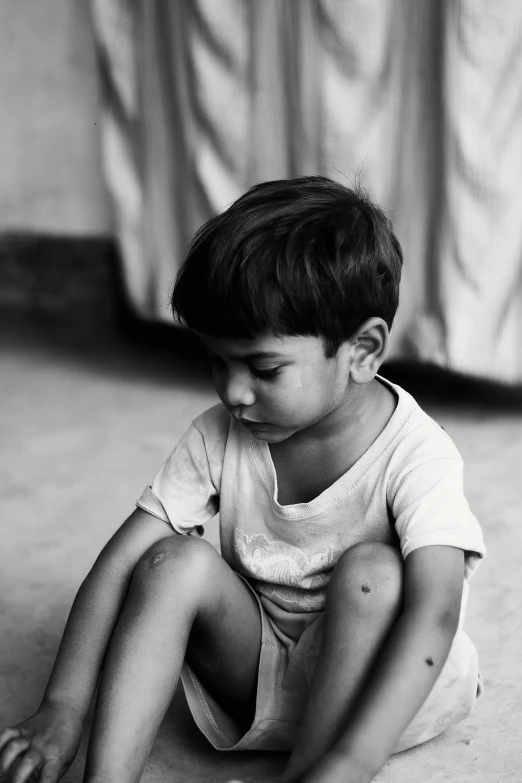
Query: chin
xmin=249 ymin=429 xmax=294 ymax=444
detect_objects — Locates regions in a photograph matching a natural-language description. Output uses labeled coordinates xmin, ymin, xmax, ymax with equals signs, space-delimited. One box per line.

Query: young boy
xmin=0 ymin=177 xmax=485 ymax=783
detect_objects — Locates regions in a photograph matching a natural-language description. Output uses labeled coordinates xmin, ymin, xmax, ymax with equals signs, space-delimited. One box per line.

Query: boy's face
xmin=197 ymin=332 xmax=353 ymax=443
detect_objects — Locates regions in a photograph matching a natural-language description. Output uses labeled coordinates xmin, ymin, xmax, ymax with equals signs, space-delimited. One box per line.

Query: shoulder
xmin=379 ymin=376 xmax=462 ymax=469
xmin=380 ymin=381 xmax=485 ymax=573
xmin=192 ymin=402 xmax=232 ymax=444
xmin=153 ymin=403 xmax=232 ymax=492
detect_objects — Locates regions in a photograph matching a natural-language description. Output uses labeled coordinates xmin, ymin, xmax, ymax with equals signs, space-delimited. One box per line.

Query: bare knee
xmin=327 ymin=542 xmax=403 ymax=616
xmin=132 ymin=534 xmax=218 ymax=594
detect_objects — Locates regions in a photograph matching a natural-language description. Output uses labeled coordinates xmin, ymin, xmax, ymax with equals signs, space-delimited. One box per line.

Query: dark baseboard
xmin=0 ymin=233 xmax=122 ymax=333
xmin=0 ymin=232 xmax=207 ymax=361
xmin=1 ymin=233 xmax=519 ymax=405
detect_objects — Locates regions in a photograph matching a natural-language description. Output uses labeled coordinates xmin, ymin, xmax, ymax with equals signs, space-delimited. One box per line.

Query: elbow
xmin=427 ymin=601 xmax=462 ymax=643
xmin=404 ymin=601 xmax=461 ymax=642
xmin=434 ymin=604 xmax=460 ymax=638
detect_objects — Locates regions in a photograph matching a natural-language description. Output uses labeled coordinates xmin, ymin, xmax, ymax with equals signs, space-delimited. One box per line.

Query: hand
xmin=294 ymin=750 xmax=374 ymax=783
xmin=0 ymin=702 xmax=83 ymax=783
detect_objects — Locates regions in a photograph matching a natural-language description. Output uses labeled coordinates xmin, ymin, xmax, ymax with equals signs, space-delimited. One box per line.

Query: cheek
xmin=267 ymin=374 xmax=323 ymax=416
xmin=289 ymin=366 xmax=324 ymax=396
xmin=277 ymin=372 xmax=306 ymax=399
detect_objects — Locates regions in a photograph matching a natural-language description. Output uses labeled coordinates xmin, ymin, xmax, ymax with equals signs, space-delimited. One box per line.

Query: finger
xmin=9 ymin=751 xmax=43 ymax=783
xmin=0 ymin=730 xmax=21 ymax=755
xmin=38 ymin=759 xmax=63 ymax=783
xmin=0 ymin=738 xmax=31 ymax=778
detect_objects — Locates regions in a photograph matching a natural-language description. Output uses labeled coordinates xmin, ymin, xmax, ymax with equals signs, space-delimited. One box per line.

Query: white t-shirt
xmin=137 ymin=376 xmax=485 ymax=643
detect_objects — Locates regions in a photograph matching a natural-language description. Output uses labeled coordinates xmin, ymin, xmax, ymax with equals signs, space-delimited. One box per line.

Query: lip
xmin=238 ymin=418 xmax=270 ymax=428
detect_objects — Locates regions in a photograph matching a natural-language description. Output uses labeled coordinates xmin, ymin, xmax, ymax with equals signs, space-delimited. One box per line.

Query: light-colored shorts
xmin=180 ymin=574 xmax=481 ymax=752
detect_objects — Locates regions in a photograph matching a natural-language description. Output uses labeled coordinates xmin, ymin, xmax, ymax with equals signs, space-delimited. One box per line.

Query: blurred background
xmin=2 ymin=0 xmax=522 ymax=382
xmin=1 ymin=2 xmax=521 ymax=782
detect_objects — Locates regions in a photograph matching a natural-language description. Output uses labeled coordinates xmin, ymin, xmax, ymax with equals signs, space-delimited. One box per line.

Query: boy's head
xmin=171 ymin=175 xmax=403 ymax=358
xmin=171 ymin=176 xmax=403 ymax=441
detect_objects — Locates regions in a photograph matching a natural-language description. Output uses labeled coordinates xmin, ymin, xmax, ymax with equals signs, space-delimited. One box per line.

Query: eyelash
xmin=249 ymin=366 xmax=281 ymax=381
xmin=207 ymin=358 xmax=281 ymax=381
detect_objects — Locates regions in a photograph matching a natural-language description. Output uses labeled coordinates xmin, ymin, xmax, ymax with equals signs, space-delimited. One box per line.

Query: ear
xmin=349 ymin=318 xmax=389 ymax=384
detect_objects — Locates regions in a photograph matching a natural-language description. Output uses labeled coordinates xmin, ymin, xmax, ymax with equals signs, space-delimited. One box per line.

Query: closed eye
xmin=206 ymin=355 xmax=280 ymax=381
xmin=249 ymin=366 xmax=281 ymax=381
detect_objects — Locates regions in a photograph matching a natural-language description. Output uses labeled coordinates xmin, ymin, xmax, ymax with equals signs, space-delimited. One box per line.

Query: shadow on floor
xmin=2 ymin=308 xmax=521 ymax=414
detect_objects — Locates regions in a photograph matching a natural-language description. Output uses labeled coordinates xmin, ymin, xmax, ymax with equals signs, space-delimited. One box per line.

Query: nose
xmin=219 ymin=368 xmax=256 ymax=409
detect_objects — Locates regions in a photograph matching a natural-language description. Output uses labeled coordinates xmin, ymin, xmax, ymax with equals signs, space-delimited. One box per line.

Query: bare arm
xmin=320 ymin=546 xmax=465 ymax=782
xmin=41 ymin=508 xmax=176 ymax=716
xmin=0 ymin=508 xmax=176 ymax=782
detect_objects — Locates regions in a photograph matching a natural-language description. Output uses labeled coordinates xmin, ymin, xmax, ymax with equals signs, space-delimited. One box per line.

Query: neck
xmin=288 ymin=377 xmax=393 ymax=455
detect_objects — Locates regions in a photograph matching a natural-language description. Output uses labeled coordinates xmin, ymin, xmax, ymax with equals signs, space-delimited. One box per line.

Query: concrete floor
xmin=1 ymin=324 xmax=521 ymax=782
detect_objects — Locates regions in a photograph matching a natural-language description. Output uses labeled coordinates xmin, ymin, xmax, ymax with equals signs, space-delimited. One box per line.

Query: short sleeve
xmin=136 ymin=422 xmax=219 ymax=535
xmin=390 ymin=457 xmax=486 ymax=579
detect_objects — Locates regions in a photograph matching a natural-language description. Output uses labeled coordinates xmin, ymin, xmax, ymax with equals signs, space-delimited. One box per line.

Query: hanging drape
xmin=91 ymin=0 xmax=522 ymax=384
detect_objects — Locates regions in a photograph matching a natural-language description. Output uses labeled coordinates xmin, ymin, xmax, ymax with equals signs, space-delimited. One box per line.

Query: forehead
xmin=197 ymin=332 xmax=324 ymax=360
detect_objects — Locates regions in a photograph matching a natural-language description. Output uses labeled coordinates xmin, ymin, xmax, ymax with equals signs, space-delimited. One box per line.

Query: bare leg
xmin=282 ymin=543 xmax=403 ymax=783
xmin=83 ymin=535 xmax=261 ymax=783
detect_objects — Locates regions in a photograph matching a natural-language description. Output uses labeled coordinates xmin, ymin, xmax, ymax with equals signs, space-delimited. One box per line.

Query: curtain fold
xmin=91 ymin=0 xmax=522 ymax=384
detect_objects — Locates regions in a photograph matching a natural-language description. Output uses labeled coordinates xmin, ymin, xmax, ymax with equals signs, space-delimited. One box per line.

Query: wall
xmin=0 ymin=0 xmax=110 ymax=235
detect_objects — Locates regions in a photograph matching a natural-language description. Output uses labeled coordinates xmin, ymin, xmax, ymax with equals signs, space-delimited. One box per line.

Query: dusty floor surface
xmin=1 ymin=325 xmax=521 ymax=782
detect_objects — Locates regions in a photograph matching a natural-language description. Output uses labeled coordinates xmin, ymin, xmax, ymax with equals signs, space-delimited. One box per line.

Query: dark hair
xmin=171 ymin=176 xmax=403 ymax=357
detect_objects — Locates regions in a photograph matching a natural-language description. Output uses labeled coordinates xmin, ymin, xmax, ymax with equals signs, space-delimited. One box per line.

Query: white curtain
xmin=91 ymin=0 xmax=522 ymax=384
